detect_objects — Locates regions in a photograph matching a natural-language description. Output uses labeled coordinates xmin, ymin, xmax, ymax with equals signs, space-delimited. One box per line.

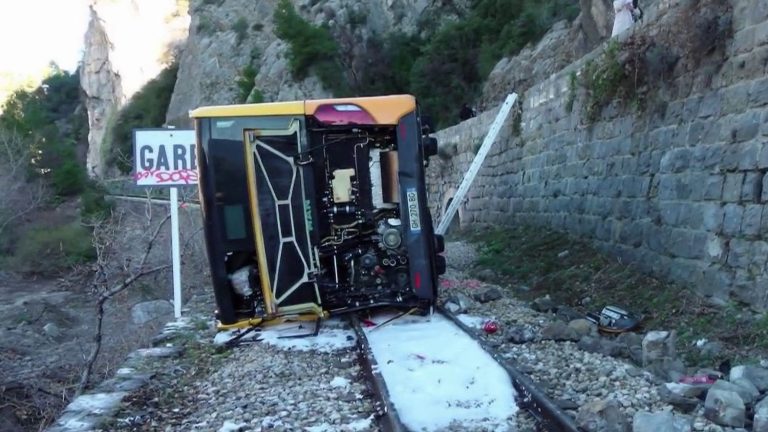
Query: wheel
xmin=435 ymin=254 xmax=446 ymax=275
xmin=434 ymin=234 xmax=445 ymax=253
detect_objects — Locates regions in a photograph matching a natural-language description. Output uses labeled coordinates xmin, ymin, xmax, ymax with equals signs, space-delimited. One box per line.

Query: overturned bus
xmin=189 ymin=95 xmax=446 ymax=329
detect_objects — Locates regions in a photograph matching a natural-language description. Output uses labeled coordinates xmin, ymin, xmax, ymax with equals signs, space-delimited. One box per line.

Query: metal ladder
xmin=435 ymin=93 xmax=518 ymax=236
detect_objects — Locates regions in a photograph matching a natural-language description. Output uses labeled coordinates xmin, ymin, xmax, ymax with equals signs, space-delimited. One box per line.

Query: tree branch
xmin=75 ymin=263 xmax=170 ymax=396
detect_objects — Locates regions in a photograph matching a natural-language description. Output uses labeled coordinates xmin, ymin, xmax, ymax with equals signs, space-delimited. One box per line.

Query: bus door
xmin=242 ymin=121 xmax=322 ymax=316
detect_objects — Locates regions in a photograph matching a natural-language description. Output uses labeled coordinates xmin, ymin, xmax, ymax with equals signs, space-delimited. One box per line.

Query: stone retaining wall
xmin=427 ymin=0 xmax=768 ymax=309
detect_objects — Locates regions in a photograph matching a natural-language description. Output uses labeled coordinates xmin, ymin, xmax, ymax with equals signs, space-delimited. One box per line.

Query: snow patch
xmin=67 ymin=392 xmax=127 ymax=413
xmin=218 ymin=420 xmax=247 ymax=432
xmin=304 ymin=416 xmax=373 ymax=432
xmin=213 ymin=319 xmax=355 ymax=352
xmin=330 ymin=376 xmax=351 ymax=388
xmin=365 ymin=313 xmax=517 ymax=431
xmin=347 ymin=415 xmax=374 ymax=431
xmin=213 ymin=328 xmax=260 ymax=345
xmin=257 ymin=320 xmax=355 ymax=352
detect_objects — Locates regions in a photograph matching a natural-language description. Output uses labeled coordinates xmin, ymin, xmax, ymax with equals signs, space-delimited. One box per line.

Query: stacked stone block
xmin=427 ymin=0 xmax=768 ymax=308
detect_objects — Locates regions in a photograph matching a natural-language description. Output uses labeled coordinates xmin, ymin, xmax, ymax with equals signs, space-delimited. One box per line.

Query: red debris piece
xmin=440 ymin=279 xmax=458 ymax=289
xmin=362 ymin=319 xmax=377 ymax=327
xmin=678 ymin=375 xmax=717 ymax=385
xmin=483 ymin=320 xmax=499 ymax=334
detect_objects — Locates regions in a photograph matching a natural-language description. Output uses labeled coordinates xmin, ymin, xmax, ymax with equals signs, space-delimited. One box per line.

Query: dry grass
xmin=463 ymin=225 xmax=768 ymax=366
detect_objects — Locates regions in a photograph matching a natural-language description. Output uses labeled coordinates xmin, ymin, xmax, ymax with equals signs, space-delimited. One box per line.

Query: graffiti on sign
xmin=133 ymin=168 xmax=199 ymax=184
xmin=133 ymin=129 xmax=198 ymax=186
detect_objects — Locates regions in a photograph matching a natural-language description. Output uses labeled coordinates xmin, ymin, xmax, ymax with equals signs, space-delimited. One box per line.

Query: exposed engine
xmin=308 ymin=127 xmax=413 ymax=312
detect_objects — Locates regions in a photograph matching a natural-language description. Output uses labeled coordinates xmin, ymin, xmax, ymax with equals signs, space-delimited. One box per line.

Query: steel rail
xmin=436 ymin=305 xmax=583 ymax=432
xmin=349 ymin=315 xmax=406 ymax=432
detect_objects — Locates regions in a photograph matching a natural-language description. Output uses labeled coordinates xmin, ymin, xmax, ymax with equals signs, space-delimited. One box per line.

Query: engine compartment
xmin=306 ymin=124 xmax=417 ymax=313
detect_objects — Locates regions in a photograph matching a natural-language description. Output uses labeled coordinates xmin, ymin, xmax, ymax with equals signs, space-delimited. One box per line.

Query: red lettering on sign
xmin=133 ymin=169 xmax=198 ymax=184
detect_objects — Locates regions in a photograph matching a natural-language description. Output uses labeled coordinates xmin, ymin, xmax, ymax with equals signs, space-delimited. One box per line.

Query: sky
xmin=0 ymin=0 xmax=90 ymax=75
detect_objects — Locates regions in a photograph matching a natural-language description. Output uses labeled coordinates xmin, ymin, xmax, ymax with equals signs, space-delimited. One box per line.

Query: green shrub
xmin=246 ymin=87 xmax=264 ymax=104
xmin=235 ymin=64 xmax=258 ymax=103
xmin=111 ymin=63 xmax=178 ymax=173
xmin=196 ymin=16 xmax=215 ymax=35
xmin=581 ymin=40 xmax=626 ymax=121
xmin=407 ymin=0 xmax=580 ymax=127
xmin=1 ymin=69 xmax=89 ymax=196
xmin=81 ymin=181 xmax=113 ymax=221
xmin=565 ymin=70 xmax=577 ymax=113
xmin=273 ymin=0 xmax=347 ymax=95
xmin=355 ymin=32 xmax=422 ymax=96
xmin=51 ymin=158 xmax=86 ymax=196
xmin=347 ymin=7 xmax=367 ymax=29
xmin=232 ymin=17 xmax=248 ymax=45
xmin=11 ymin=222 xmax=95 ymax=275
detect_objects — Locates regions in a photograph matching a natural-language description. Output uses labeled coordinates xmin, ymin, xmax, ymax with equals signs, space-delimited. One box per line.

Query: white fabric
xmin=612 ymin=0 xmax=635 ymax=37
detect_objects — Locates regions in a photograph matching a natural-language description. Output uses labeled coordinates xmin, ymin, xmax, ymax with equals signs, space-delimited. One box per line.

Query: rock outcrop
xmin=165 ymin=0 xmax=469 ymax=126
xmin=80 ymin=0 xmax=189 ymax=178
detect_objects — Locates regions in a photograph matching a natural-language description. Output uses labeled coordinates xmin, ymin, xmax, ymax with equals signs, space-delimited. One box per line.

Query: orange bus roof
xmin=189 ymin=94 xmax=416 ymax=125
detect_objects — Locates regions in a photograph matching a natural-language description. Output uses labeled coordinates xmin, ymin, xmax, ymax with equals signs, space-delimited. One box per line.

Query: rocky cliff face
xmin=478 ymin=0 xmax=615 ymax=110
xmin=479 ymin=0 xmax=661 ymax=110
xmin=80 ymin=0 xmax=189 ymax=178
xmin=165 ymin=0 xmax=467 ymax=126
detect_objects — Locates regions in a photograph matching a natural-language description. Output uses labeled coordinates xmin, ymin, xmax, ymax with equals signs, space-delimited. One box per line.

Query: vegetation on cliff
xmin=273 ymin=0 xmax=579 ymax=127
xmin=111 ymin=63 xmax=179 ymax=174
xmin=0 ymin=67 xmax=108 ymax=275
xmin=273 ymin=0 xmax=348 ymax=96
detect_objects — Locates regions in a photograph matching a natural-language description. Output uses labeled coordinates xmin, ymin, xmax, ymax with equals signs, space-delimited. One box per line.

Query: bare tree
xmin=0 ymin=128 xmax=46 ymax=239
xmin=75 ymin=201 xmax=171 ymax=396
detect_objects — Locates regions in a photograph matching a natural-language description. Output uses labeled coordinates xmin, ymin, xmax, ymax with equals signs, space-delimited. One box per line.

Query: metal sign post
xmin=169 ymin=186 xmax=182 ymax=318
xmin=133 ymin=128 xmax=197 ymax=318
xmin=435 ymin=93 xmax=517 ymax=236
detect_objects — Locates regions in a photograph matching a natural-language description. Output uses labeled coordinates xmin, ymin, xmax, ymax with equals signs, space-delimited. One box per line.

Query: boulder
xmin=540 ymin=321 xmax=581 ymax=342
xmin=471 ymin=286 xmax=503 ymax=303
xmin=657 ymin=383 xmax=702 ymax=412
xmin=556 ymin=305 xmax=584 ymax=321
xmin=444 ymin=292 xmax=473 ymax=314
xmin=632 ymin=411 xmax=693 ymax=432
xmin=642 ymin=331 xmax=676 ymax=367
xmin=505 ymin=325 xmax=537 ymax=344
xmin=576 ymin=399 xmax=630 ymax=432
xmin=754 ymin=396 xmax=768 ymax=432
xmin=730 ymin=378 xmax=760 ymax=403
xmin=663 ymin=382 xmax=708 ymax=399
xmin=131 ymin=300 xmax=173 ymax=325
xmin=704 ymin=389 xmax=745 ymax=428
xmin=568 ymin=318 xmax=597 ymax=337
xmin=531 ymin=295 xmax=556 ymax=312
xmin=475 ymin=268 xmax=496 ymax=281
xmin=729 ymin=365 xmax=768 ymax=392
xmin=578 ymin=336 xmax=624 ymax=357
xmin=710 ymin=379 xmax=756 ymax=406
xmin=43 ymin=322 xmax=62 ymax=338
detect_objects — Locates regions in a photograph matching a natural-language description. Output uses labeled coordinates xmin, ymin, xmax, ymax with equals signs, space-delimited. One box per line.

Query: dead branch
xmin=75 ymin=202 xmax=172 ymax=396
xmin=0 ymin=129 xmax=47 ymax=239
xmin=75 ymin=263 xmax=170 ymax=396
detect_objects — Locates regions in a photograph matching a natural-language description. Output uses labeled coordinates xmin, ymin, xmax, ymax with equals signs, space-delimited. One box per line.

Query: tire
xmin=434 ymin=234 xmax=445 ymax=253
xmin=435 ymin=254 xmax=446 ymax=275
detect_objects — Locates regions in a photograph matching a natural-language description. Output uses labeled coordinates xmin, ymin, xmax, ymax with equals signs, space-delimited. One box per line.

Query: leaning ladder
xmin=435 ymin=93 xmax=518 ymax=236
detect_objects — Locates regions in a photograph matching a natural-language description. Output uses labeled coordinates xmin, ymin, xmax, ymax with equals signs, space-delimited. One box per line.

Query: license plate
xmin=407 ymin=189 xmax=421 ymax=232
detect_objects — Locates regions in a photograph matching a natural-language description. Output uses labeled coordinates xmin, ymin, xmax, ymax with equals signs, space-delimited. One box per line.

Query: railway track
xmin=350 ymin=307 xmax=582 ymax=432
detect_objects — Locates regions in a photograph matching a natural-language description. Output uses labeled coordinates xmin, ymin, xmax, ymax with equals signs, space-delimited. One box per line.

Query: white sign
xmin=133 ymin=129 xmax=197 ymax=186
